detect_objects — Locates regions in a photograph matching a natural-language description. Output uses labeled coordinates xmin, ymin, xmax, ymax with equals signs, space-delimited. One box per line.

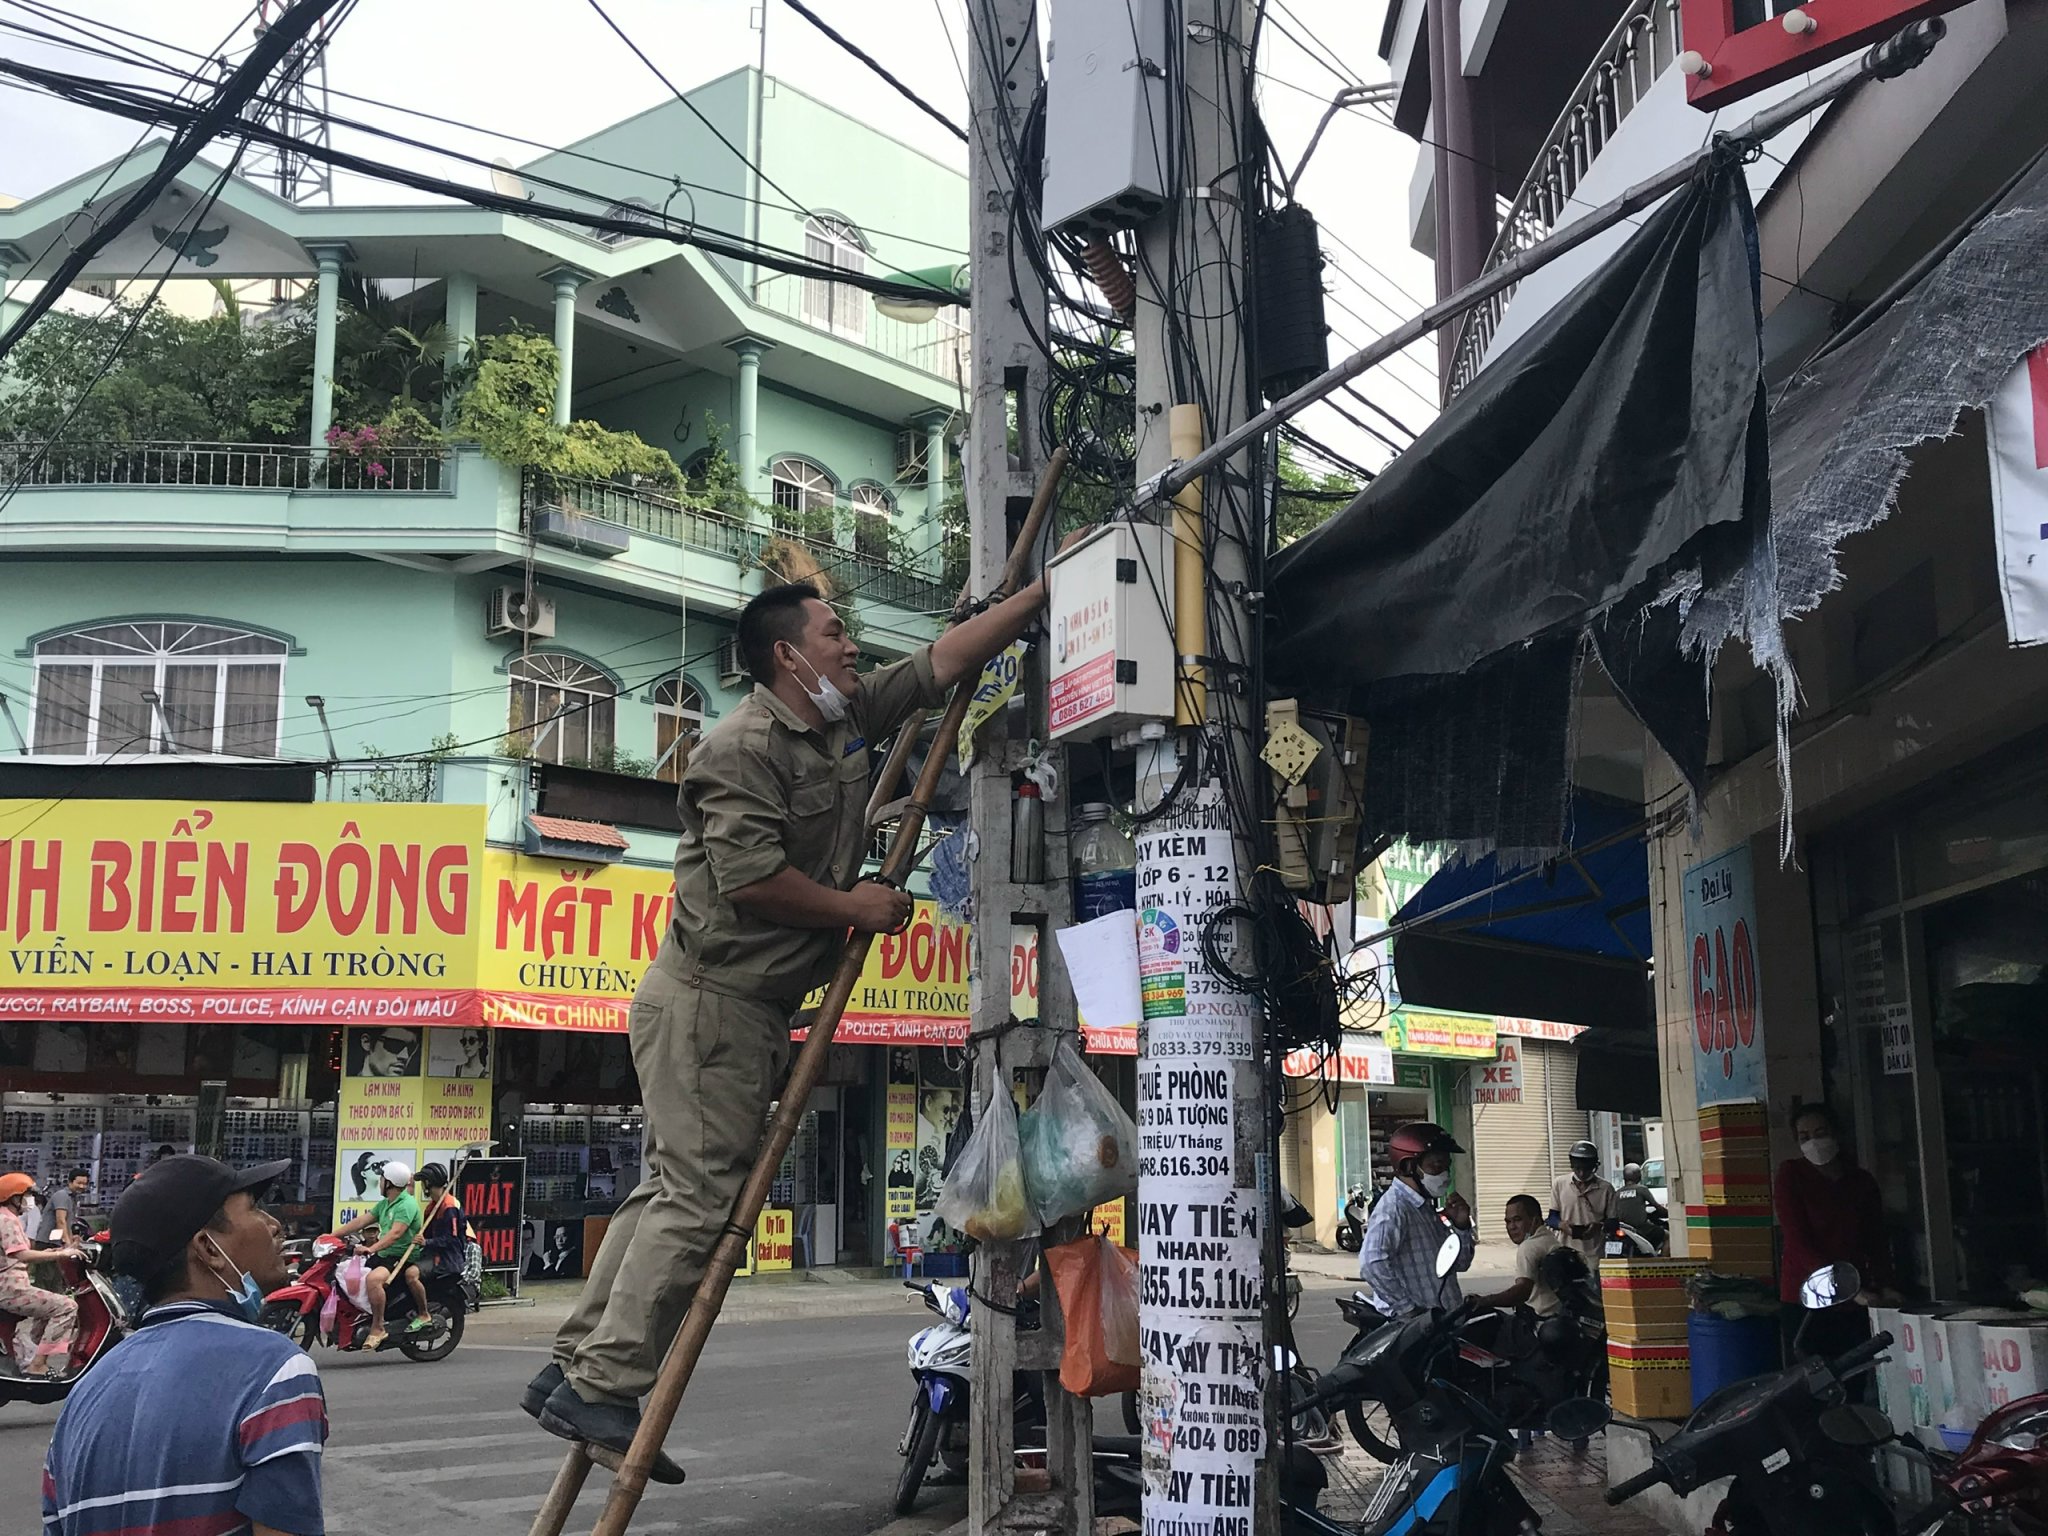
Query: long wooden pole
xmin=527 ymin=446 xmax=1065 ymax=1536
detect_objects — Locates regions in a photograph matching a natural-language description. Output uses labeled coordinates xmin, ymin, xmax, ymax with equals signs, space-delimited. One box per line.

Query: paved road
xmin=0 ymin=1256 xmax=1519 ymax=1536
xmin=3 ymin=1300 xmax=939 ymax=1536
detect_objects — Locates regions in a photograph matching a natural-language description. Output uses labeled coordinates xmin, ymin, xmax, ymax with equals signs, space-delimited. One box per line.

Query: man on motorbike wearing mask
xmin=44 ymin=1155 xmax=325 ymax=1536
xmin=1360 ymin=1121 xmax=1475 ymax=1318
xmin=335 ymin=1160 xmax=420 ymax=1352
xmin=524 ymin=570 xmax=1067 ymax=1475
xmin=1549 ymin=1140 xmax=1618 ymax=1268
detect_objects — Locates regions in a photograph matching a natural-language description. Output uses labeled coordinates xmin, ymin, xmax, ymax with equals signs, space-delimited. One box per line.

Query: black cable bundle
xmin=1198 ymin=867 xmax=1342 ymax=1057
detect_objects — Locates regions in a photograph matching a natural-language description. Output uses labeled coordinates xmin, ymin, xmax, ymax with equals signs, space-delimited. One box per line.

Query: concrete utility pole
xmin=1129 ymin=4 xmax=1275 ymax=1535
xmin=962 ymin=1 xmax=1090 ymax=1532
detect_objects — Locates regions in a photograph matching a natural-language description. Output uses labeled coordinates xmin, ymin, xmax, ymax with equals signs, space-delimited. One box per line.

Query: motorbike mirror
xmin=1818 ymin=1404 xmax=1893 ymax=1448
xmin=1280 ymin=1189 xmax=1314 ymax=1229
xmin=1546 ymin=1398 xmax=1612 ymax=1441
xmin=1800 ymin=1263 xmax=1862 ymax=1310
xmin=1435 ymin=1231 xmax=1464 ymax=1278
xmin=1272 ymin=1344 xmax=1298 ymax=1372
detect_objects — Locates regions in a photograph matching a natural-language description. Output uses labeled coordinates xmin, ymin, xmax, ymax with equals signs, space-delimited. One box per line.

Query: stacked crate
xmin=1602 ymin=1257 xmax=1703 ymax=1418
xmin=1686 ymin=1101 xmax=1776 ymax=1280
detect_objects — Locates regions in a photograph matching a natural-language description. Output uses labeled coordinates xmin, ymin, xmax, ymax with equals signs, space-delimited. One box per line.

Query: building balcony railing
xmin=1446 ymin=0 xmax=1684 ymax=397
xmin=521 ymin=470 xmax=949 ymax=613
xmin=749 ymin=272 xmax=969 ymax=388
xmin=0 ymin=439 xmax=450 ymax=492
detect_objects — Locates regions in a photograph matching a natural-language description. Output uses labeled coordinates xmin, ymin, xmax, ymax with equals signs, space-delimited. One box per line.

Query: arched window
xmin=509 ymin=654 xmax=616 ymax=767
xmin=802 ymin=215 xmax=867 ymax=341
xmin=597 ymin=197 xmax=659 ymax=248
xmin=32 ymin=621 xmax=287 ymax=757
xmin=653 ymin=676 xmax=706 ymax=784
xmin=851 ymin=484 xmax=893 ymax=560
xmin=769 ymin=457 xmax=836 ymax=539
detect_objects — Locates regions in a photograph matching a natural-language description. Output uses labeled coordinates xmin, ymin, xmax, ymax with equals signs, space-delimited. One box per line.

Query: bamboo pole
xmin=528 ymin=447 xmax=1067 ymax=1536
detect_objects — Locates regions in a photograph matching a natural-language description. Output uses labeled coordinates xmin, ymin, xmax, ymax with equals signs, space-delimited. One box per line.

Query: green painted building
xmin=0 ymin=68 xmax=962 ymax=808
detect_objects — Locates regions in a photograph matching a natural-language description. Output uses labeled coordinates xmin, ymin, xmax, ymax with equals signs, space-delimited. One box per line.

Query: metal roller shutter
xmin=1472 ymin=1038 xmax=1563 ymax=1243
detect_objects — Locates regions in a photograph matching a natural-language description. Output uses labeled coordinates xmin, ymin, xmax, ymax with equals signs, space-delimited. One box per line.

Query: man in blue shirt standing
xmin=42 ymin=1154 xmax=327 ymax=1536
xmin=1360 ymin=1121 xmax=1476 ymax=1318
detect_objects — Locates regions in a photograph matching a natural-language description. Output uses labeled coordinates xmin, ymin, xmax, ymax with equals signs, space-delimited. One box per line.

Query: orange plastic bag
xmin=1044 ymin=1232 xmax=1140 ymax=1398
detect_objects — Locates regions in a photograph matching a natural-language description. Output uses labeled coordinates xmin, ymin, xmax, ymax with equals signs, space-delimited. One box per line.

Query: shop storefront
xmin=1809 ymin=739 xmax=2048 ymax=1301
xmin=0 ymin=799 xmax=1135 ymax=1270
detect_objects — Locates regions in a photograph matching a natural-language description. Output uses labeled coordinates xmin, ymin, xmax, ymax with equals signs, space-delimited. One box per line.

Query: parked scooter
xmin=893 ymin=1279 xmax=1046 ymax=1515
xmin=1299 ymin=1233 xmax=1580 ymax=1536
xmin=1336 ymin=1185 xmax=1371 ymax=1253
xmin=0 ymin=1233 xmax=132 ymax=1408
xmin=1606 ymin=1263 xmax=1899 ymax=1536
xmin=258 ymin=1232 xmax=468 ymax=1363
xmin=1324 ymin=1240 xmax=1606 ymax=1464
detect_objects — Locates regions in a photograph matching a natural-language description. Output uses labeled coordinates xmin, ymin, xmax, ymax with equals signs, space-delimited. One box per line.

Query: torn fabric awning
xmin=1267 ymin=155 xmax=1768 ymax=853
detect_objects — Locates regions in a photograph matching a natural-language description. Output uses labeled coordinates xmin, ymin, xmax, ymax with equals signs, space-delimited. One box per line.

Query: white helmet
xmin=382 ymin=1160 xmax=414 ymax=1187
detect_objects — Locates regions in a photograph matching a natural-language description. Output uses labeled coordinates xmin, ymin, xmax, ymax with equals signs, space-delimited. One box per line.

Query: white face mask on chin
xmin=1420 ymin=1169 xmax=1453 ymax=1198
xmin=785 ymin=647 xmax=852 ymax=724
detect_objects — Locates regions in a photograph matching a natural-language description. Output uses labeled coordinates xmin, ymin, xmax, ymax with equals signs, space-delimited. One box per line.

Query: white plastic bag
xmin=1018 ymin=1037 xmax=1138 ymax=1225
xmin=933 ymin=1082 xmax=1039 ymax=1242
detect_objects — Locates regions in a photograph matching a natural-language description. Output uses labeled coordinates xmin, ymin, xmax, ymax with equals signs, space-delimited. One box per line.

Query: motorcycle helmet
xmin=1567 ymin=1140 xmax=1600 ymax=1172
xmin=1387 ymin=1121 xmax=1464 ymax=1171
xmin=0 ymin=1171 xmax=35 ymax=1206
xmin=1622 ymin=1161 xmax=1643 ymax=1184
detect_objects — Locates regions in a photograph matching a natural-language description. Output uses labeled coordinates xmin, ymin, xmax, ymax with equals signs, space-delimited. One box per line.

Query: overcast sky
xmin=0 ymin=0 xmax=1441 ymax=470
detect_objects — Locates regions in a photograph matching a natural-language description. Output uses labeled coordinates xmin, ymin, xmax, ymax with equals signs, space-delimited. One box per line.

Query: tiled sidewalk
xmin=1509 ymin=1435 xmax=1669 ymax=1536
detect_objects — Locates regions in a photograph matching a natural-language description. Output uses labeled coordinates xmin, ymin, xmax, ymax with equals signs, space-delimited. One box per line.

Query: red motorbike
xmin=0 ymin=1231 xmax=133 ymax=1408
xmin=1926 ymin=1393 xmax=2048 ymax=1535
xmin=258 ymin=1233 xmax=466 ymax=1363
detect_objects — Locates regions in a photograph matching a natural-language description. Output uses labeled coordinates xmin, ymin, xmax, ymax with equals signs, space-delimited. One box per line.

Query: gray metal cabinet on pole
xmin=963 ymin=1 xmax=1090 ymax=1532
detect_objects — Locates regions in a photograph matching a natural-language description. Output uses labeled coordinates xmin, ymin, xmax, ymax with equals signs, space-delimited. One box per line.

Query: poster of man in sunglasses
xmin=345 ymin=1025 xmax=422 ymax=1078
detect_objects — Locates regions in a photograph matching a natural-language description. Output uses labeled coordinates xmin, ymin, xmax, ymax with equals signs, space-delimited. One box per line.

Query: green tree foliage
xmin=0 ymin=301 xmax=312 ymax=443
xmin=451 ymin=327 xmax=684 ymax=496
xmin=1275 ymin=441 xmax=1361 ymax=543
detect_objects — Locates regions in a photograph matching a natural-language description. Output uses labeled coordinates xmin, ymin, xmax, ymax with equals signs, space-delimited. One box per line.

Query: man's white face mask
xmin=783 ymin=644 xmax=851 ymax=724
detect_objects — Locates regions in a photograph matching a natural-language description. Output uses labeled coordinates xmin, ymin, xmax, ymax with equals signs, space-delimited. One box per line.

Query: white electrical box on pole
xmin=1121 ymin=2 xmax=1276 ymax=1534
xmin=962 ymin=1 xmax=1090 ymax=1532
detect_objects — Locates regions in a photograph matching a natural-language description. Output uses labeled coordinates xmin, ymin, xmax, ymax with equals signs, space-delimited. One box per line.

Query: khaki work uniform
xmin=555 ymin=648 xmax=942 ymax=1404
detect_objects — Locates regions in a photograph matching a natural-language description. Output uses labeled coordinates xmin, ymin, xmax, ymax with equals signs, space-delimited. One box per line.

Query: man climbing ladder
xmin=520 ymin=571 xmax=1059 ymax=1479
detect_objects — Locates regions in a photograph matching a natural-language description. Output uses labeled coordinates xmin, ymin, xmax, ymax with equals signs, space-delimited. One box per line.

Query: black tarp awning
xmin=1268 ymin=155 xmax=1768 ymax=854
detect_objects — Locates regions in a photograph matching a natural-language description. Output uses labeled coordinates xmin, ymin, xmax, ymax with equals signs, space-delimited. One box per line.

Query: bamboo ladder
xmin=527 ymin=447 xmax=1069 ymax=1536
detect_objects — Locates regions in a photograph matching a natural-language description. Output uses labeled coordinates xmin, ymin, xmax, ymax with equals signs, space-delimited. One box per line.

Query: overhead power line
xmin=775 ymin=0 xmax=967 ymax=143
xmin=0 ymin=57 xmax=962 ymax=305
xmin=0 ymin=0 xmax=346 ymax=364
xmin=1 ymin=0 xmax=974 ymax=257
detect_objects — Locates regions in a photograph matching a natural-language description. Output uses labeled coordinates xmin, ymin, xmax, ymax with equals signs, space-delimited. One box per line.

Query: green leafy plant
xmin=451 ymin=326 xmax=686 ymax=497
xmin=344 ymin=733 xmax=462 ymax=803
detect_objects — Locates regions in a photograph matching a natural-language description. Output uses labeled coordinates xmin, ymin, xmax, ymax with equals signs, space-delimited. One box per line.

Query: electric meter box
xmin=1045 ymin=521 xmax=1176 ymax=743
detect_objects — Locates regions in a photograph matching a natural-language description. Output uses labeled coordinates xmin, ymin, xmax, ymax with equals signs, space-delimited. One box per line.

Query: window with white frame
xmin=32 ymin=621 xmax=287 ymax=757
xmin=851 ymin=484 xmax=893 ymax=560
xmin=769 ymin=457 xmax=836 ymax=539
xmin=509 ymin=653 xmax=617 ymax=767
xmin=801 ymin=215 xmax=867 ymax=341
xmin=653 ymin=675 xmax=706 ymax=784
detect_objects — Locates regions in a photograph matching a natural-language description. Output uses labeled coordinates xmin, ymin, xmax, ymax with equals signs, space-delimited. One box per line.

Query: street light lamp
xmin=873 ymin=262 xmax=970 ymax=325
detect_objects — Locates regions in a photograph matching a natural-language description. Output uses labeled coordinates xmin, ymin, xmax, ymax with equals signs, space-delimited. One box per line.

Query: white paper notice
xmin=1056 ymin=910 xmax=1143 ymax=1033
xmin=1138 ymin=1317 xmax=1266 ymax=1536
xmin=1136 ymin=797 xmax=1260 ymax=1061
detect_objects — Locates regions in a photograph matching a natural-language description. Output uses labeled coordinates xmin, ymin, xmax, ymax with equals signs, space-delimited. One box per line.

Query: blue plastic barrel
xmin=1689 ymin=1313 xmax=1781 ymax=1406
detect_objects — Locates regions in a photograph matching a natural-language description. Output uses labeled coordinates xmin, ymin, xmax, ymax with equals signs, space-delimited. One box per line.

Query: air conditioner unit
xmin=487 ymin=586 xmax=557 ymax=639
xmin=716 ymin=635 xmax=747 ymax=686
xmin=895 ymin=429 xmax=930 ymax=486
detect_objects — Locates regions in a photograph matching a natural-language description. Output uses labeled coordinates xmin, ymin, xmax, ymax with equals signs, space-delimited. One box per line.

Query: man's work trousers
xmin=554 ymin=961 xmax=790 ymax=1403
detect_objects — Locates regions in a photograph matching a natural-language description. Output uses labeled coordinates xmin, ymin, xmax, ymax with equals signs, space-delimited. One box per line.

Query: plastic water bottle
xmin=1011 ymin=781 xmax=1046 ymax=885
xmin=1071 ymin=802 xmax=1136 ymax=919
